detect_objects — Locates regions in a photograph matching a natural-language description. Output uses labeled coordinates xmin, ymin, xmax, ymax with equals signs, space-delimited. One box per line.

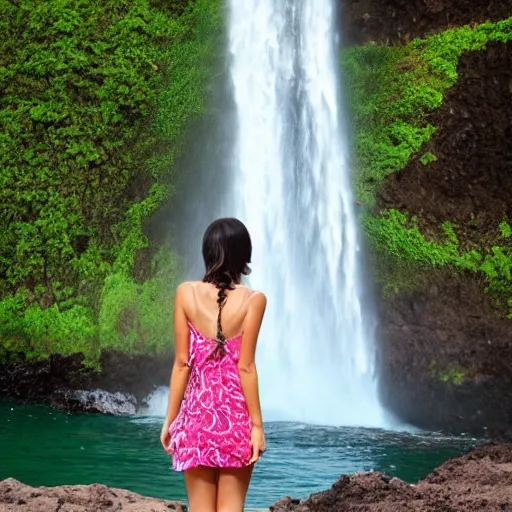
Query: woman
xmin=160 ymin=218 xmax=267 ymax=512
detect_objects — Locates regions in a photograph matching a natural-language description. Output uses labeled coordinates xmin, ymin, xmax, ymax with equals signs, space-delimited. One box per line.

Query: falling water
xmin=148 ymin=0 xmax=387 ymax=427
xmin=226 ymin=0 xmax=385 ymax=426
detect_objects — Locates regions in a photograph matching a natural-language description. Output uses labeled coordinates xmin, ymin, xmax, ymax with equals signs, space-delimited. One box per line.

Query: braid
xmin=205 ymin=273 xmax=232 ymax=361
xmin=216 ymin=283 xmax=228 ymax=345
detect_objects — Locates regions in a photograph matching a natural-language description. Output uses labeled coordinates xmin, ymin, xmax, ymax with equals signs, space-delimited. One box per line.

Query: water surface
xmin=0 ymin=400 xmax=477 ymax=508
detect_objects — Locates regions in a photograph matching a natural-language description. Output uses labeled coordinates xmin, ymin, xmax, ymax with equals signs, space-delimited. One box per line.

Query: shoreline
xmin=0 ymin=351 xmax=173 ymax=415
xmin=0 ymin=352 xmax=510 ymax=441
xmin=2 ymin=444 xmax=512 ymax=511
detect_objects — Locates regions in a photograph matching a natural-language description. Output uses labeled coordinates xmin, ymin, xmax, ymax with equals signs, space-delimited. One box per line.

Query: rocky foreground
xmin=272 ymin=444 xmax=512 ymax=512
xmin=2 ymin=444 xmax=512 ymax=511
xmin=0 ymin=480 xmax=185 ymax=512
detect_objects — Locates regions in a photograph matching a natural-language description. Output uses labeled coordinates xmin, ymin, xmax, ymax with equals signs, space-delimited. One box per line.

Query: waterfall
xmin=226 ymin=0 xmax=385 ymax=426
xmin=148 ymin=0 xmax=387 ymax=428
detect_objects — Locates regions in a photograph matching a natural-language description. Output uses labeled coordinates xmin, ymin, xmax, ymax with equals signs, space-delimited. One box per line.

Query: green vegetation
xmin=364 ymin=210 xmax=512 ymax=314
xmin=419 ymin=152 xmax=437 ymax=166
xmin=2 ymin=3 xmax=511 ymax=366
xmin=343 ymin=17 xmax=512 ymax=206
xmin=0 ymin=0 xmax=223 ymax=363
xmin=430 ymin=361 xmax=466 ymax=386
xmin=343 ymin=17 xmax=512 ymax=315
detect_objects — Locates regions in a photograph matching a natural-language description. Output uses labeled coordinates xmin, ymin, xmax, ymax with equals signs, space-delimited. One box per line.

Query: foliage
xmin=365 ymin=210 xmax=512 ymax=316
xmin=342 ymin=17 xmax=512 ymax=206
xmin=0 ymin=0 xmax=223 ymax=362
xmin=1 ymin=0 xmax=165 ymax=292
xmin=419 ymin=152 xmax=437 ymax=165
xmin=132 ymin=0 xmax=225 ymax=180
xmin=344 ymin=17 xmax=512 ymax=314
xmin=0 ymin=290 xmax=98 ymax=362
xmin=99 ymin=247 xmax=180 ymax=355
xmin=499 ymin=220 xmax=512 ymax=239
xmin=111 ymin=184 xmax=169 ymax=275
xmin=429 ymin=361 xmax=466 ymax=386
xmin=439 ymin=368 xmax=465 ymax=386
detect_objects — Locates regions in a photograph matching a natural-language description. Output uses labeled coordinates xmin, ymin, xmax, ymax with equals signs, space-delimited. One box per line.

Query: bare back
xmin=180 ymin=281 xmax=256 ymax=340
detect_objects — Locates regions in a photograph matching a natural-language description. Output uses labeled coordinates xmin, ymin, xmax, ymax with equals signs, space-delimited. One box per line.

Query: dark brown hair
xmin=202 ymin=218 xmax=252 ymax=359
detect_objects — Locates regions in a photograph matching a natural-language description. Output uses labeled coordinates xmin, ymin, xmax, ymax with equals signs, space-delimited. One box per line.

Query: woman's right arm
xmin=160 ymin=283 xmax=191 ymax=451
xmin=238 ymin=292 xmax=267 ymax=462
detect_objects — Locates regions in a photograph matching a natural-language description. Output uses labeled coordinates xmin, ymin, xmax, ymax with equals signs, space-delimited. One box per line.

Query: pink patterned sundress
xmin=167 ymin=322 xmax=253 ymax=471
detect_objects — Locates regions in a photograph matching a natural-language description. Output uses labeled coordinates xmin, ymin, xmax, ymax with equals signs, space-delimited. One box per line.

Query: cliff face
xmin=377 ymin=41 xmax=512 ymax=233
xmin=377 ymin=40 xmax=512 ymax=435
xmin=341 ymin=0 xmax=512 ymax=44
xmin=379 ymin=271 xmax=512 ymax=436
xmin=377 ymin=40 xmax=512 ymax=436
xmin=1 ymin=0 xmax=511 ymax=438
xmin=0 ymin=0 xmax=223 ymax=366
xmin=343 ymin=3 xmax=512 ymax=435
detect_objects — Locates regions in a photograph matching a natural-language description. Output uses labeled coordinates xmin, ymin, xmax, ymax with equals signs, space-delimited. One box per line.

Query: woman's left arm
xmin=160 ymin=283 xmax=191 ymax=451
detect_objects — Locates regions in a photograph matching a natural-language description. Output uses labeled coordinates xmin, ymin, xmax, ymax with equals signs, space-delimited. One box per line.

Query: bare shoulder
xmin=248 ymin=290 xmax=267 ymax=308
xmin=175 ymin=281 xmax=199 ymax=298
xmin=177 ymin=280 xmax=202 ymax=288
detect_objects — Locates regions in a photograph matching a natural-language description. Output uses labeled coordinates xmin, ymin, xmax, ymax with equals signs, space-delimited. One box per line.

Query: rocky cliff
xmin=270 ymin=444 xmax=512 ymax=512
xmin=341 ymin=0 xmax=512 ymax=44
xmin=342 ymin=2 xmax=512 ymax=434
xmin=377 ymin=40 xmax=512 ymax=434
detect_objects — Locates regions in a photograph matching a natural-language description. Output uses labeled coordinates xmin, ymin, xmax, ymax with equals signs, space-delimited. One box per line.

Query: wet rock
xmin=268 ymin=444 xmax=512 ymax=511
xmin=2 ymin=444 xmax=512 ymax=511
xmin=50 ymin=389 xmax=137 ymax=415
xmin=0 ymin=354 xmax=85 ymax=402
xmin=0 ymin=478 xmax=186 ymax=511
xmin=0 ymin=350 xmax=173 ymax=414
xmin=270 ymin=497 xmax=302 ymax=512
xmin=378 ymin=270 xmax=512 ymax=436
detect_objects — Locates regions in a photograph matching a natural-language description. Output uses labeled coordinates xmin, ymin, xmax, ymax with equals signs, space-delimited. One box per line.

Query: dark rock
xmin=3 ymin=445 xmax=512 ymax=511
xmin=268 ymin=444 xmax=512 ymax=511
xmin=378 ymin=41 xmax=512 ymax=236
xmin=0 ymin=350 xmax=173 ymax=414
xmin=270 ymin=497 xmax=302 ymax=512
xmin=0 ymin=478 xmax=186 ymax=511
xmin=339 ymin=0 xmax=512 ymax=45
xmin=84 ymin=350 xmax=173 ymax=402
xmin=375 ymin=40 xmax=512 ymax=437
xmin=379 ymin=271 xmax=512 ymax=436
xmin=50 ymin=388 xmax=137 ymax=415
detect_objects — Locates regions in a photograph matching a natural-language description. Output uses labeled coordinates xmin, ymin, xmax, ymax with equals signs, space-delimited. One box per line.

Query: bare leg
xmin=217 ymin=465 xmax=254 ymax=512
xmin=184 ymin=466 xmax=218 ymax=512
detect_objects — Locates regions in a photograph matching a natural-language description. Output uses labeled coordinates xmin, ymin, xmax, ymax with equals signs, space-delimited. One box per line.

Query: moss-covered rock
xmin=344 ymin=16 xmax=512 ymax=432
xmin=344 ymin=18 xmax=512 ymax=313
xmin=340 ymin=0 xmax=512 ymax=45
xmin=0 ymin=0 xmax=223 ymax=363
